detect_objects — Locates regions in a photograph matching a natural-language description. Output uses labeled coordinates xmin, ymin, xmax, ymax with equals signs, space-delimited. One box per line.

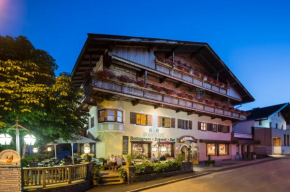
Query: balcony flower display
xmin=96 ymin=70 xmax=116 ymax=80
xmin=206 ymin=100 xmax=214 ymax=106
xmin=187 ymin=94 xmax=195 ymax=100
xmin=178 ymin=92 xmax=187 ymax=98
xmin=214 ymin=102 xmax=221 ymax=108
xmin=119 ymin=75 xmax=134 ymax=83
xmin=165 ymin=89 xmax=176 ymax=95
xmin=151 ymin=85 xmax=163 ymax=92
xmin=198 ymin=98 xmax=204 ymax=103
xmin=177 ymin=64 xmax=185 ymax=71
xmin=136 ymin=80 xmax=147 ymax=87
xmin=194 ymin=70 xmax=201 ymax=77
xmin=185 ymin=67 xmax=191 ymax=73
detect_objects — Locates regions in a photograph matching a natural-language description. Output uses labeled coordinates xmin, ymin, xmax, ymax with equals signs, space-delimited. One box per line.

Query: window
xmin=276 ymin=123 xmax=278 ymax=129
xmin=282 ymin=125 xmax=284 ymax=130
xmin=98 ymin=109 xmax=123 ymax=123
xmin=212 ymin=124 xmax=218 ymax=132
xmin=278 ymin=112 xmax=280 ymax=117
xmin=90 ymin=116 xmax=94 ymax=128
xmin=158 ymin=116 xmax=175 ymax=128
xmin=132 ymin=143 xmax=150 ymax=158
xmin=259 ymin=120 xmax=262 ymax=126
xmin=206 ymin=143 xmax=217 ymax=155
xmin=136 ymin=114 xmax=147 ymax=125
xmin=178 ymin=119 xmax=192 ymax=130
xmin=269 ymin=122 xmax=272 ymax=128
xmin=218 ymin=125 xmax=230 ymax=133
xmin=201 ymin=122 xmax=207 ymax=131
xmin=207 ymin=143 xmax=229 ymax=156
xmin=163 ymin=117 xmax=171 ymax=128
xmin=218 ymin=144 xmax=229 ymax=155
xmin=131 ymin=112 xmax=152 ymax=126
xmin=284 ymin=135 xmax=287 ymax=146
xmin=287 ymin=135 xmax=289 ymax=146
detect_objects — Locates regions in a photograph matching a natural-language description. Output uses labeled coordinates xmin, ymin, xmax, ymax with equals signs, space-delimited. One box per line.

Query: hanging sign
xmin=178 ymin=136 xmax=198 ymax=143
xmin=0 ymin=150 xmax=22 ymax=192
xmin=122 ymin=136 xmax=129 ymax=155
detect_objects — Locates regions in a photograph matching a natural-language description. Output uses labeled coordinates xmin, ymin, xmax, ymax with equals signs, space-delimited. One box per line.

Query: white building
xmin=234 ymin=103 xmax=290 ymax=156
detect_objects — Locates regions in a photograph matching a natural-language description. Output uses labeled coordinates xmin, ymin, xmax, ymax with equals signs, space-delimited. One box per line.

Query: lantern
xmin=23 ymin=134 xmax=36 ymax=145
xmin=0 ymin=134 xmax=12 ymax=145
xmin=33 ymin=148 xmax=38 ymax=153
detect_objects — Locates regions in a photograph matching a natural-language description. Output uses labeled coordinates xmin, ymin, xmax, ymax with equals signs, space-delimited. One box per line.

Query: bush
xmin=134 ymin=160 xmax=181 ymax=175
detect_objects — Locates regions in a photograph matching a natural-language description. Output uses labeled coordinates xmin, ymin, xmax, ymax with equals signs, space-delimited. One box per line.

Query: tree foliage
xmin=0 ymin=36 xmax=87 ymax=144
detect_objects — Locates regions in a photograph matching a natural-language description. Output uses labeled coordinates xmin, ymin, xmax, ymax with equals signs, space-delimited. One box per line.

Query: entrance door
xmin=181 ymin=146 xmax=188 ymax=161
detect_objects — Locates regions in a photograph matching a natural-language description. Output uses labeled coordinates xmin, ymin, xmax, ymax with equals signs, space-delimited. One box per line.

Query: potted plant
xmin=92 ymin=166 xmax=101 ymax=186
xmin=205 ymin=155 xmax=215 ymax=167
xmin=118 ymin=167 xmax=127 ymax=183
xmin=126 ymin=154 xmax=133 ymax=166
xmin=99 ymin=157 xmax=105 ymax=166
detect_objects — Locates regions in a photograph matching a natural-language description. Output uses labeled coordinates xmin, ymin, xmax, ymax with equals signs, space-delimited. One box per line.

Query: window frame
xmin=98 ymin=109 xmax=124 ymax=123
xmin=136 ymin=113 xmax=147 ymax=126
xmin=162 ymin=117 xmax=171 ymax=128
xmin=201 ymin=122 xmax=207 ymax=131
xmin=206 ymin=143 xmax=229 ymax=156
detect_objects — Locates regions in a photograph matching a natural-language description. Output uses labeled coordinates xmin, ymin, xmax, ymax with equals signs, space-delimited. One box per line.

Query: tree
xmin=0 ymin=36 xmax=87 ymax=144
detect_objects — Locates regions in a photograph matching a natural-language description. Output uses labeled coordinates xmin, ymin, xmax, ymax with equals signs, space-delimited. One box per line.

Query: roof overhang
xmin=71 ymin=34 xmax=255 ymax=104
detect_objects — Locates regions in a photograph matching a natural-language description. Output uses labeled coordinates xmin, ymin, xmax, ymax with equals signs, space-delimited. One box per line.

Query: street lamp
xmin=32 ymin=148 xmax=38 ymax=153
xmin=84 ymin=146 xmax=90 ymax=154
xmin=0 ymin=133 xmax=12 ymax=145
xmin=0 ymin=117 xmax=36 ymax=155
xmin=47 ymin=147 xmax=52 ymax=152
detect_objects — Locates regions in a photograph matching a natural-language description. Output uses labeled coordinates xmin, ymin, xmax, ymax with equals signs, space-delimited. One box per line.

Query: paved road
xmin=144 ymin=158 xmax=290 ymax=192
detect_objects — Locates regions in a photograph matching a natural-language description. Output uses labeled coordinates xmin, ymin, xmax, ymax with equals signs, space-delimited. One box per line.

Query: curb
xmin=128 ymin=157 xmax=278 ymax=192
xmin=127 ymin=172 xmax=210 ymax=192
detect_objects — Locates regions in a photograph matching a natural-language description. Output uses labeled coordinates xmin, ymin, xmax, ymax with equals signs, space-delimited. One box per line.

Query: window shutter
xmin=171 ymin=118 xmax=175 ymax=128
xmin=147 ymin=115 xmax=153 ymax=126
xmin=189 ymin=121 xmax=192 ymax=130
xmin=198 ymin=122 xmax=201 ymax=130
xmin=218 ymin=125 xmax=222 ymax=132
xmin=130 ymin=112 xmax=136 ymax=124
xmin=158 ymin=116 xmax=162 ymax=127
xmin=178 ymin=119 xmax=182 ymax=129
xmin=207 ymin=123 xmax=212 ymax=131
xmin=227 ymin=126 xmax=230 ymax=133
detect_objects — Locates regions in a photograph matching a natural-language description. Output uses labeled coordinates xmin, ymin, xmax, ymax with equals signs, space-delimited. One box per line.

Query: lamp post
xmin=0 ymin=117 xmax=36 ymax=155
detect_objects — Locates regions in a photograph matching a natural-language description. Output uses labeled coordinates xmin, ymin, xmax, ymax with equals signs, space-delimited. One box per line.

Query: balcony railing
xmin=86 ymin=77 xmax=247 ymax=120
xmin=155 ymin=60 xmax=240 ymax=101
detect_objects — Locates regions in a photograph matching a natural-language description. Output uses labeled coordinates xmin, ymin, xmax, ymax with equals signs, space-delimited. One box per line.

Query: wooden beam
xmin=159 ymin=77 xmax=167 ymax=84
xmin=165 ymin=45 xmax=179 ymax=59
xmin=176 ymin=109 xmax=181 ymax=113
xmin=138 ymin=69 xmax=146 ymax=77
xmin=198 ymin=114 xmax=203 ymax=117
xmin=231 ymin=82 xmax=238 ymax=86
xmin=210 ymin=69 xmax=226 ymax=77
xmin=154 ymin=104 xmax=161 ymax=109
xmin=211 ymin=116 xmax=217 ymax=120
xmin=131 ymin=99 xmax=140 ymax=106
xmin=187 ymin=111 xmax=194 ymax=115
xmin=176 ymin=82 xmax=183 ymax=88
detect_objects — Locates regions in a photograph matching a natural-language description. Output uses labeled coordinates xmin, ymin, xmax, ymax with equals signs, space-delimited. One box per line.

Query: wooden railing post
xmin=68 ymin=166 xmax=72 ymax=184
xmin=42 ymin=169 xmax=46 ymax=188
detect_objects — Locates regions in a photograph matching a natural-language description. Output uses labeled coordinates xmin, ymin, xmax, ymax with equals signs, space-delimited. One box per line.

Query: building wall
xmin=87 ymin=100 xmax=233 ymax=161
xmin=233 ymin=120 xmax=254 ymax=134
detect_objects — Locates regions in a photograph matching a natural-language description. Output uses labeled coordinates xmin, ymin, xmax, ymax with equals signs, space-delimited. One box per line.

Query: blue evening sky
xmin=1 ymin=0 xmax=290 ymax=110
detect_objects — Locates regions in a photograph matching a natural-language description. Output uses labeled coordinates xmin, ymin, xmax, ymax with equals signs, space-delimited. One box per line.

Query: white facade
xmin=87 ymin=100 xmax=234 ymax=161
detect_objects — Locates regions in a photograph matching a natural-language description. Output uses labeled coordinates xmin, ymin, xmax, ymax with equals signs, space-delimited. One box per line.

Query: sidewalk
xmin=87 ymin=157 xmax=279 ymax=192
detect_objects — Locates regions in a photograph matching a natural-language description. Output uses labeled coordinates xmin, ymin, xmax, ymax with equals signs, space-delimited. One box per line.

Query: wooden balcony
xmin=83 ymin=76 xmax=247 ymax=121
xmin=155 ymin=60 xmax=240 ymax=101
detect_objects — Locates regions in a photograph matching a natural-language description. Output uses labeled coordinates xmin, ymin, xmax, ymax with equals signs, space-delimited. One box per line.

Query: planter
xmin=93 ymin=179 xmax=98 ymax=186
xmin=126 ymin=162 xmax=131 ymax=167
xmin=120 ymin=178 xmax=126 ymax=183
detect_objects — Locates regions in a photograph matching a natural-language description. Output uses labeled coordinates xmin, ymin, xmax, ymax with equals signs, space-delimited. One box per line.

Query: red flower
xmin=96 ymin=70 xmax=116 ymax=79
xmin=194 ymin=71 xmax=200 ymax=77
xmin=185 ymin=67 xmax=191 ymax=73
xmin=165 ymin=89 xmax=175 ymax=95
xmin=119 ymin=75 xmax=134 ymax=83
xmin=198 ymin=98 xmax=204 ymax=103
xmin=188 ymin=95 xmax=195 ymax=100
xmin=151 ymin=85 xmax=163 ymax=92
xmin=178 ymin=92 xmax=187 ymax=98
xmin=177 ymin=64 xmax=185 ymax=71
xmin=136 ymin=80 xmax=146 ymax=87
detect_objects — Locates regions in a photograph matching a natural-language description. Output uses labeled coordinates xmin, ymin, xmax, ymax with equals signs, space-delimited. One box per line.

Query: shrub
xmin=118 ymin=167 xmax=127 ymax=179
xmin=134 ymin=160 xmax=181 ymax=175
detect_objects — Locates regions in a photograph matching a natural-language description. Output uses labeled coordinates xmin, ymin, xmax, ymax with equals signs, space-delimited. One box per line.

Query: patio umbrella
xmin=46 ymin=134 xmax=97 ymax=164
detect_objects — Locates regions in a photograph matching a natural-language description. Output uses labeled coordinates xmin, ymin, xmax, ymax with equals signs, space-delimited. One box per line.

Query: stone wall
xmin=125 ymin=162 xmax=193 ymax=184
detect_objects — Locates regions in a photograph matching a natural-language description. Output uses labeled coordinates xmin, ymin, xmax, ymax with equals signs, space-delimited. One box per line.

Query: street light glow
xmin=0 ymin=133 xmax=12 ymax=145
xmin=23 ymin=134 xmax=36 ymax=145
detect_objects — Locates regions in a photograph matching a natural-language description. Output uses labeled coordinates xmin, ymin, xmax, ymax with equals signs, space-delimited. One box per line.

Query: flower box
xmin=119 ymin=75 xmax=134 ymax=83
xmin=178 ymin=92 xmax=187 ymax=98
xmin=165 ymin=89 xmax=176 ymax=95
xmin=136 ymin=80 xmax=147 ymax=87
xmin=96 ymin=70 xmax=116 ymax=79
xmin=187 ymin=95 xmax=195 ymax=100
xmin=151 ymin=85 xmax=163 ymax=92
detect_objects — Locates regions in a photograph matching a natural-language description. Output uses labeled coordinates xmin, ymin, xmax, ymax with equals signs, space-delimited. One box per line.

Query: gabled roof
xmin=71 ymin=34 xmax=255 ymax=104
xmin=246 ymin=103 xmax=289 ymax=121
